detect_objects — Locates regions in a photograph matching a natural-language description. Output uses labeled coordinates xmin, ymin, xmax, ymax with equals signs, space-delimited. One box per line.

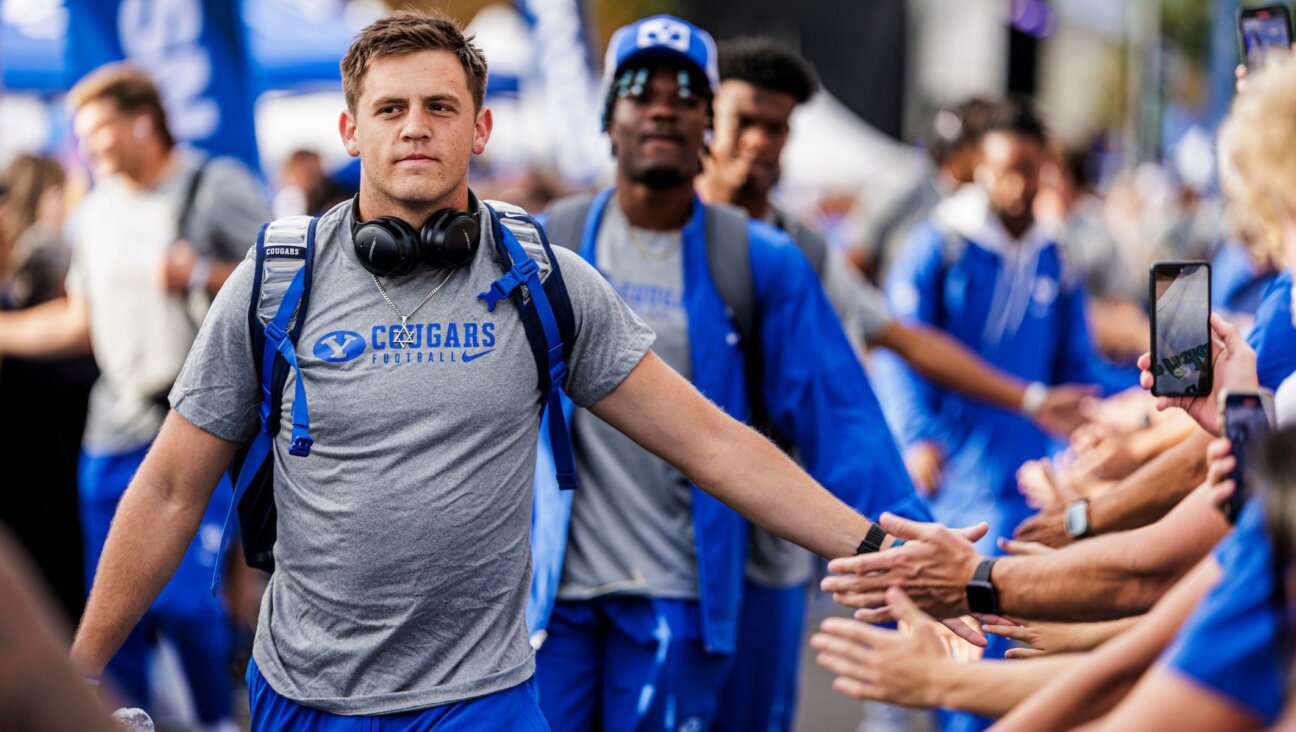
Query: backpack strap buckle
xmin=479 ymin=257 xmax=540 ymax=312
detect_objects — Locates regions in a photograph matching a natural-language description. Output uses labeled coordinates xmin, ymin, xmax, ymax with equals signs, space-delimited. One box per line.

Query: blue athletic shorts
xmin=717 ymin=581 xmax=807 ymax=732
xmin=247 ymin=657 xmax=550 ymax=731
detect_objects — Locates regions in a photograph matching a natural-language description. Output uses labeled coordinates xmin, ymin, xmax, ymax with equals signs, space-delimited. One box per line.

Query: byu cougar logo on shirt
xmin=637 ymin=17 xmax=690 ymax=52
xmin=313 ymin=331 xmax=366 ymax=363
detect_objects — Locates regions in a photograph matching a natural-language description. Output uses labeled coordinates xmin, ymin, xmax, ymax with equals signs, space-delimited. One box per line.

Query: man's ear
xmin=472 ymin=106 xmax=494 ymax=155
xmin=339 ymin=109 xmax=360 ymax=158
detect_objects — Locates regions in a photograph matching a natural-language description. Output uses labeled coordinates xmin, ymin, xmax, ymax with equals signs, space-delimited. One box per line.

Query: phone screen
xmin=1241 ymin=6 xmax=1292 ymax=67
xmin=1223 ymin=394 xmax=1270 ymax=523
xmin=1151 ymin=262 xmax=1211 ymax=396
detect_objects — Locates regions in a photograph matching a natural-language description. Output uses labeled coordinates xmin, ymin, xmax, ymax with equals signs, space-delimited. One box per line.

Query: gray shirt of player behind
xmin=170 ymin=199 xmax=654 ymax=714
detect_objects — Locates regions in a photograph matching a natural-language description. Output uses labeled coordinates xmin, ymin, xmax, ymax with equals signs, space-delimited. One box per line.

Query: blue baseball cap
xmin=602 ymin=15 xmax=720 ymax=94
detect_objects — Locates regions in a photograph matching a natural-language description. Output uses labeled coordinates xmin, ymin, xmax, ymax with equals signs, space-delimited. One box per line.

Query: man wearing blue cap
xmin=532 ymin=15 xmax=939 ymax=730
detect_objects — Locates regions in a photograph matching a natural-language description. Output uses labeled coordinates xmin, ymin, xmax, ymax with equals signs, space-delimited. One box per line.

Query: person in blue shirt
xmin=870 ymin=97 xmax=1131 ymax=732
xmin=527 ymin=16 xmax=937 ymax=731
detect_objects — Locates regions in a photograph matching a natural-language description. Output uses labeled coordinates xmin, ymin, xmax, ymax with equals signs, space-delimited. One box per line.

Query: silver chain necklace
xmin=370 ymin=269 xmax=455 ymax=346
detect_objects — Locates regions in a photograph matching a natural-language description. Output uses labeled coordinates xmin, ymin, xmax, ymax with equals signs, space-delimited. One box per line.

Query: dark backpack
xmin=211 ymin=202 xmax=578 ymax=593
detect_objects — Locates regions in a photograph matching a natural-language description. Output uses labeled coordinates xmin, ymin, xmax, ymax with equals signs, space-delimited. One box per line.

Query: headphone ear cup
xmin=353 ymin=217 xmax=420 ymax=277
xmin=421 ymin=210 xmax=480 ymax=269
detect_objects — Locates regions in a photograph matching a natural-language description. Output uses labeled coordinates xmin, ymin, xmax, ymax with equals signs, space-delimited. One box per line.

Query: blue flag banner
xmin=65 ymin=0 xmax=260 ymax=171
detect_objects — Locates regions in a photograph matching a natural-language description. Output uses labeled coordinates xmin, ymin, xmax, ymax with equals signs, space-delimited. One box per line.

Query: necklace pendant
xmin=391 ymin=317 xmax=417 ymax=348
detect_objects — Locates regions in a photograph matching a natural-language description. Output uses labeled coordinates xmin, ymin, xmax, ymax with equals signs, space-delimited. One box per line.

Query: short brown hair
xmin=67 ymin=64 xmax=175 ymax=150
xmin=341 ymin=10 xmax=489 ymax=112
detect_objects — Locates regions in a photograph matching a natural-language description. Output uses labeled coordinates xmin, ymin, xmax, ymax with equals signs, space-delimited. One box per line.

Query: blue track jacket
xmin=871 ymin=186 xmax=1131 ymax=546
xmin=528 ymin=188 xmax=930 ymax=654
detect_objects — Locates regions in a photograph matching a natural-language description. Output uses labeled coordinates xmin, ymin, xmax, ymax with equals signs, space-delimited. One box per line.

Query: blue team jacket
xmin=871 ymin=189 xmax=1131 ymax=545
xmin=527 ymin=188 xmax=930 ymax=654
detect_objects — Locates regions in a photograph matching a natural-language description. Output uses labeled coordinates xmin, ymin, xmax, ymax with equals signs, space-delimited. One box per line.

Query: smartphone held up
xmin=1149 ymin=261 xmax=1212 ymax=398
xmin=1239 ymin=3 xmax=1293 ymax=69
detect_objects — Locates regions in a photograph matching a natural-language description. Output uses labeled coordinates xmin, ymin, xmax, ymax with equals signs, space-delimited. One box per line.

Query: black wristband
xmin=965 ymin=557 xmax=1000 ymax=614
xmin=857 ymin=524 xmax=888 ymax=554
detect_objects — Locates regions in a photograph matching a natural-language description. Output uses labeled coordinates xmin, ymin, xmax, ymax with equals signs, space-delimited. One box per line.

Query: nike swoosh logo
xmin=461 ymin=349 xmax=495 ymax=362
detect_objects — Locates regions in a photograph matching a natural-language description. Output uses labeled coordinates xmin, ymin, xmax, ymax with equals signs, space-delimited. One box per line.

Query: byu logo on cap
xmin=636 ymin=17 xmax=691 ymax=52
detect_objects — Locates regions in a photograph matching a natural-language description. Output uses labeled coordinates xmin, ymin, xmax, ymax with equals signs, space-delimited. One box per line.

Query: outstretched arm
xmin=71 ymin=411 xmax=239 ymax=676
xmin=589 ymin=350 xmax=884 ymax=560
xmin=873 ymin=321 xmax=1092 ymax=436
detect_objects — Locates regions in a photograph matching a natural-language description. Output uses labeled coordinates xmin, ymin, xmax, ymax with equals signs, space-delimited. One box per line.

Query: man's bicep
xmin=141 ymin=410 xmax=242 ymax=505
xmin=586 ymin=350 xmax=716 ymax=466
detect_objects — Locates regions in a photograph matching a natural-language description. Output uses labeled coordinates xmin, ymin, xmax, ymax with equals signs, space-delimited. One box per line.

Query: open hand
xmin=822 ymin=513 xmax=987 ymax=643
xmin=812 ymin=586 xmax=959 ymax=708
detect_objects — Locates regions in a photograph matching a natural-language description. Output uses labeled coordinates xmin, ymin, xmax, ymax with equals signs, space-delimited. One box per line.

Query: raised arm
xmin=71 ymin=410 xmax=240 ymax=676
xmin=589 ymin=350 xmax=884 ymax=560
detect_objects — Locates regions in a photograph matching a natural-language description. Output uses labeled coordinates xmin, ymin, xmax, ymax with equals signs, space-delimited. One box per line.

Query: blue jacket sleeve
xmin=747 ymin=221 xmax=931 ymax=523
xmin=875 ymin=222 xmax=949 ymax=448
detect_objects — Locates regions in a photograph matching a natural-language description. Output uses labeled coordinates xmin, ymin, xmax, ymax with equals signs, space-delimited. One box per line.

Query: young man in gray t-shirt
xmin=70 ymin=10 xmax=902 ymax=727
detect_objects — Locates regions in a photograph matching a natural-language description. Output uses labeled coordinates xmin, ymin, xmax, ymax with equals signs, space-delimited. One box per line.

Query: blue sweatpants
xmin=716 ymin=581 xmax=806 ymax=732
xmin=247 ymin=658 xmax=550 ymax=731
xmin=536 ymin=597 xmax=734 ymax=732
xmin=79 ymin=443 xmax=234 ymax=724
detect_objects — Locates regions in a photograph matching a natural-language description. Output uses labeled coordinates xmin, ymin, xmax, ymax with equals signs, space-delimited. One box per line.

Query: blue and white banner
xmin=515 ymin=0 xmax=604 ymax=184
xmin=65 ymin=0 xmax=259 ymax=170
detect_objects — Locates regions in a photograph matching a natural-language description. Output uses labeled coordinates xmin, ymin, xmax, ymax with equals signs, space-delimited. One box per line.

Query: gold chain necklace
xmin=627 ymin=225 xmax=681 ymax=261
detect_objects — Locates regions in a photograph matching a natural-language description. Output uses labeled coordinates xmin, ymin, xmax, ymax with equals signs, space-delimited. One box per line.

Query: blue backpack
xmin=211 ymin=202 xmax=579 ymax=593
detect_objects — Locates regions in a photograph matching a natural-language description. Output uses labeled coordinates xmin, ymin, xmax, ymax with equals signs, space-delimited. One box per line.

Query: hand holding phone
xmin=1219 ymin=391 xmax=1271 ymax=523
xmin=1239 ymin=3 xmax=1293 ymax=69
xmin=1139 ymin=312 xmax=1261 ymax=435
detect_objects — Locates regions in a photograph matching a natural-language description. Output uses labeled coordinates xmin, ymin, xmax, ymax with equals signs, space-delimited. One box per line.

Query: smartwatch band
xmin=857 ymin=524 xmax=888 ymax=554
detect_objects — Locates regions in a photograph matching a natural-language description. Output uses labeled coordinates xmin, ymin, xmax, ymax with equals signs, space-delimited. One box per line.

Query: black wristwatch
xmin=857 ymin=524 xmax=888 ymax=554
xmin=1064 ymin=498 xmax=1091 ymax=539
xmin=965 ymin=558 xmax=999 ymax=614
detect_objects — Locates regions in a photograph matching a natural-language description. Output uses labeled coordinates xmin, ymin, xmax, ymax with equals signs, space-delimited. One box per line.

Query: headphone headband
xmin=350 ymin=192 xmax=482 ymax=277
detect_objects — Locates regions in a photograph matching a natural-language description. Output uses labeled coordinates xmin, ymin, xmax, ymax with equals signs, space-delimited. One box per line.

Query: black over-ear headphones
xmin=350 ymin=192 xmax=481 ymax=277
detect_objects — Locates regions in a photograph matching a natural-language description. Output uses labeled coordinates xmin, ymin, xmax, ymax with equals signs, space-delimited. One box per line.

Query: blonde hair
xmin=1219 ymin=53 xmax=1296 ymax=268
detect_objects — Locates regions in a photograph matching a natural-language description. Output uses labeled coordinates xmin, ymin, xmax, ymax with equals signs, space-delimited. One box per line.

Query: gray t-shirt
xmin=559 ymin=202 xmax=699 ymax=600
xmin=67 ymin=150 xmax=268 ymax=453
xmin=170 ymin=199 xmax=653 ymax=714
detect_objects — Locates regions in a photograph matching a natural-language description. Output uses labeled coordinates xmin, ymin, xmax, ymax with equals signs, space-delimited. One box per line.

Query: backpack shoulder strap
xmin=479 ymin=201 xmax=579 ymax=491
xmin=211 ymin=215 xmax=318 ymax=593
xmin=704 ymin=202 xmax=756 ymax=347
xmin=771 ymin=206 xmax=830 ymax=280
xmin=544 ymin=193 xmax=596 ymax=253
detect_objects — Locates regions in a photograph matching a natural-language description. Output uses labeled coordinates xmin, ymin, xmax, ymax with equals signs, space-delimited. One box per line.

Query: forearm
xmin=72 ymin=454 xmax=215 ymax=674
xmin=883 ymin=323 xmax=1025 ymax=412
xmin=0 ymin=297 xmax=92 ymax=358
xmin=690 ymin=411 xmax=877 ymax=558
xmin=996 ymin=490 xmax=1223 ymax=620
xmin=992 ymin=559 xmax=1219 ymax=732
xmin=936 ymin=655 xmax=1077 ymax=718
xmin=1087 ymin=429 xmax=1210 ymax=535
